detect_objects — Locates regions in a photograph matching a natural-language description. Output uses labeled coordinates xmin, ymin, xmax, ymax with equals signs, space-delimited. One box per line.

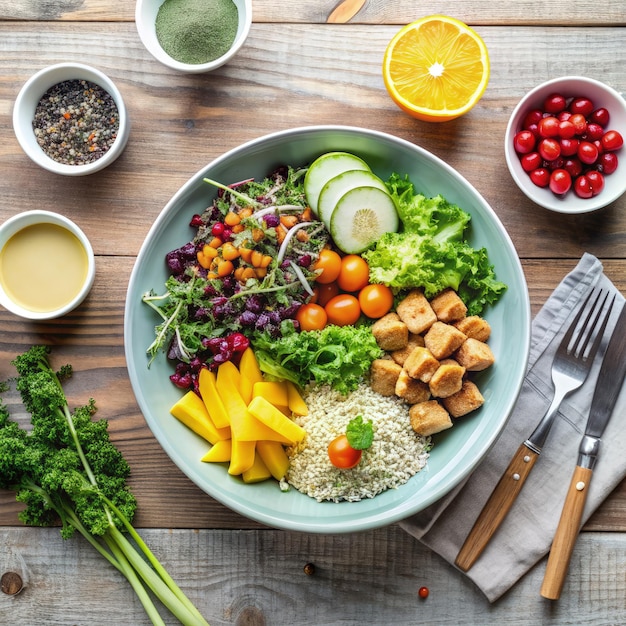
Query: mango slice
xmin=170 ymin=390 xmax=231 ymax=445
xmin=242 ymin=453 xmax=272 ymax=483
xmin=198 ymin=367 xmax=231 ymax=429
xmin=286 ymin=381 xmax=308 ymax=416
xmin=201 ymin=439 xmax=232 ymax=463
xmin=247 ymin=396 xmax=306 ymax=444
xmin=253 ymin=381 xmax=289 ymax=407
xmin=256 ymin=440 xmax=290 ymax=480
xmin=239 ymin=347 xmax=264 ymax=404
xmin=228 ymin=439 xmax=256 ymax=475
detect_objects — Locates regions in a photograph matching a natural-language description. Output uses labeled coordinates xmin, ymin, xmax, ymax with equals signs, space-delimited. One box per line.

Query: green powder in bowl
xmin=155 ymin=0 xmax=239 ymax=65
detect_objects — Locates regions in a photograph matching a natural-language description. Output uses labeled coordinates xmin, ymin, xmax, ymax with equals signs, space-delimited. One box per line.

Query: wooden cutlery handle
xmin=455 ymin=443 xmax=539 ymax=571
xmin=540 ymin=465 xmax=593 ymax=600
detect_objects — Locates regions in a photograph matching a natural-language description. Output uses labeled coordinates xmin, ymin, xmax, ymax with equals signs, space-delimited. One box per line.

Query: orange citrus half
xmin=382 ymin=15 xmax=490 ymax=122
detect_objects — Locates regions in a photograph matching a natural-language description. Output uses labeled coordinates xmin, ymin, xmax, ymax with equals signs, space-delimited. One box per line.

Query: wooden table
xmin=1 ymin=2 xmax=625 ymax=624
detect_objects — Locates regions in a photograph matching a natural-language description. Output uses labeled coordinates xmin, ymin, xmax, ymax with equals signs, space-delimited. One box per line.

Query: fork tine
xmin=579 ymin=292 xmax=615 ymax=361
xmin=570 ymin=289 xmax=611 ymax=359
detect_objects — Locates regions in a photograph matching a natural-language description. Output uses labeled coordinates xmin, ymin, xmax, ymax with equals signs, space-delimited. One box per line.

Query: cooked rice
xmin=286 ymin=383 xmax=430 ymax=502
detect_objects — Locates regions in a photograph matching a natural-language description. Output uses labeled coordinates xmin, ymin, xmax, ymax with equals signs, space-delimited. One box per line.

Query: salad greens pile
xmin=252 ymin=322 xmax=382 ymax=394
xmin=364 ymin=173 xmax=507 ymax=315
xmin=0 ymin=346 xmax=209 ymax=626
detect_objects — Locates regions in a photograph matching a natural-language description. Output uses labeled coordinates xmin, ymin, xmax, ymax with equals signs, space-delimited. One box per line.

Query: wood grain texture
xmin=1 ymin=526 xmax=625 ymax=625
xmin=1 ymin=0 xmax=625 ymax=24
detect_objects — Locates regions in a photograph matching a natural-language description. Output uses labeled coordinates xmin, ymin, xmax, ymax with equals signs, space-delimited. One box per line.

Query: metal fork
xmin=455 ymin=286 xmax=614 ymax=572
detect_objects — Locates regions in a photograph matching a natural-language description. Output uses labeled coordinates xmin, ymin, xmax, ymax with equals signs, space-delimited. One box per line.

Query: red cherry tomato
xmin=313 ymin=249 xmax=342 ymax=284
xmin=418 ymin=586 xmax=430 ymax=599
xmin=324 ymin=294 xmax=361 ymax=326
xmin=559 ymin=137 xmax=579 ymax=157
xmin=328 ymin=434 xmax=362 ymax=469
xmin=538 ymin=138 xmax=561 ymax=162
xmin=537 ymin=116 xmax=560 ymax=138
xmin=513 ymin=130 xmax=536 ymax=154
xmin=569 ymin=113 xmax=587 ymax=135
xmin=358 ymin=284 xmax=394 ymax=319
xmin=601 ymin=130 xmax=624 ymax=151
xmin=295 ymin=303 xmax=328 ymax=331
xmin=578 ymin=141 xmax=599 ymax=165
xmin=312 ymin=281 xmax=340 ymax=307
xmin=337 ymin=255 xmax=370 ymax=292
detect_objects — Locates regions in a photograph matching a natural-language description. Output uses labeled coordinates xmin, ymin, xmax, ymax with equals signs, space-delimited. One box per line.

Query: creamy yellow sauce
xmin=0 ymin=223 xmax=89 ymax=312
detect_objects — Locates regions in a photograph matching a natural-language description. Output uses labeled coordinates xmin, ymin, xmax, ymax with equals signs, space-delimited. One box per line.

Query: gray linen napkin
xmin=399 ymin=253 xmax=626 ymax=602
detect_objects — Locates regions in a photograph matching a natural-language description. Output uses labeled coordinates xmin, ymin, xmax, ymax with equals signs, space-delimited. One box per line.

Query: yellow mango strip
xmin=256 ymin=440 xmax=290 ymax=481
xmin=286 ymin=381 xmax=308 ymax=416
xmin=216 ymin=362 xmax=292 ymax=444
xmin=170 ymin=390 xmax=231 ymax=445
xmin=252 ymin=380 xmax=289 ymax=407
xmin=229 ymin=439 xmax=256 ymax=476
xmin=242 ymin=453 xmax=272 ymax=484
xmin=198 ymin=367 xmax=231 ymax=429
xmin=239 ymin=347 xmax=264 ymax=404
xmin=200 ymin=439 xmax=231 ymax=463
xmin=247 ymin=396 xmax=307 ymax=444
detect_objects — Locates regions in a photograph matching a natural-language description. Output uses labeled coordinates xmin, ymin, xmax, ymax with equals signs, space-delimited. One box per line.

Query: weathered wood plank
xmin=1 ymin=24 xmax=625 ymax=260
xmin=1 ymin=526 xmax=625 ymax=625
xmin=1 ymin=0 xmax=625 ymax=25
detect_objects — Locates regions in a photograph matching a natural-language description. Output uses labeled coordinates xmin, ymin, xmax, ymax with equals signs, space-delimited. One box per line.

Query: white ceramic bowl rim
xmin=0 ymin=210 xmax=95 ymax=320
xmin=135 ymin=0 xmax=252 ymax=74
xmin=12 ymin=62 xmax=129 ymax=176
xmin=504 ymin=75 xmax=626 ymax=214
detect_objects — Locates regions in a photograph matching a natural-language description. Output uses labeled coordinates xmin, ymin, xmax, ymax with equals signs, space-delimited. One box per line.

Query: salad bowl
xmin=124 ymin=126 xmax=531 ymax=533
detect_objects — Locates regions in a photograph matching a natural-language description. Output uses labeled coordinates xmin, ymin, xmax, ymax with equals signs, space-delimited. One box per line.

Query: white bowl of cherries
xmin=505 ymin=76 xmax=626 ymax=214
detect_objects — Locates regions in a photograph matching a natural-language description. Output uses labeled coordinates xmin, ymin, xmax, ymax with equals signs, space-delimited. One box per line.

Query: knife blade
xmin=540 ymin=300 xmax=626 ymax=600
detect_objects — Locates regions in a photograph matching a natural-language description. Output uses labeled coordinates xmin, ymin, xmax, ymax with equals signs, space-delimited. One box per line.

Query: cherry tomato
xmin=325 ymin=294 xmax=361 ymax=326
xmin=578 ymin=141 xmax=599 ymax=165
xmin=601 ymin=129 xmax=624 ymax=151
xmin=544 ymin=93 xmax=567 ymax=114
xmin=537 ymin=116 xmax=560 ymax=138
xmin=295 ymin=303 xmax=327 ymax=331
xmin=590 ymin=107 xmax=610 ymax=127
xmin=358 ymin=284 xmax=394 ymax=319
xmin=569 ymin=97 xmax=594 ymax=117
xmin=586 ymin=170 xmax=605 ymax=195
xmin=598 ymin=151 xmax=618 ymax=175
xmin=313 ymin=249 xmax=342 ymax=284
xmin=538 ymin=138 xmax=561 ymax=162
xmin=559 ymin=137 xmax=579 ymax=157
xmin=569 ymin=113 xmax=587 ymax=135
xmin=418 ymin=586 xmax=430 ymax=599
xmin=337 ymin=255 xmax=370 ymax=292
xmin=530 ymin=167 xmax=550 ymax=188
xmin=312 ymin=281 xmax=340 ymax=307
xmin=557 ymin=120 xmax=576 ymax=139
xmin=513 ymin=130 xmax=536 ymax=154
xmin=328 ymin=434 xmax=362 ymax=469
xmin=549 ymin=169 xmax=572 ymax=195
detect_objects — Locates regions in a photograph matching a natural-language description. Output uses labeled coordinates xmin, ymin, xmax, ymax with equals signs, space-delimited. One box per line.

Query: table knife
xmin=540 ymin=302 xmax=626 ymax=600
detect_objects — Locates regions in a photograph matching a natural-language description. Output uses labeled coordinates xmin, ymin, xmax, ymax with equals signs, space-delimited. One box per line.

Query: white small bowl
xmin=0 ymin=211 xmax=95 ymax=320
xmin=12 ymin=63 xmax=130 ymax=176
xmin=505 ymin=76 xmax=626 ymax=213
xmin=135 ymin=0 xmax=252 ymax=74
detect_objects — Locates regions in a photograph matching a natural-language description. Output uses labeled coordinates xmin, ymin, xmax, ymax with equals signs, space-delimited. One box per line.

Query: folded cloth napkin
xmin=399 ymin=253 xmax=626 ymax=602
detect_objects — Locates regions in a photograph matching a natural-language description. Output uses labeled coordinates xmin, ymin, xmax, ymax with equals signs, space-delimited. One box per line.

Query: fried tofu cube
xmin=396 ymin=289 xmax=437 ymax=334
xmin=370 ymin=359 xmax=402 ymax=396
xmin=429 ymin=359 xmax=466 ymax=398
xmin=395 ymin=369 xmax=431 ymax=404
xmin=455 ymin=338 xmax=495 ymax=371
xmin=453 ymin=315 xmax=491 ymax=342
xmin=443 ymin=380 xmax=485 ymax=417
xmin=409 ymin=400 xmax=453 ymax=436
xmin=371 ymin=313 xmax=409 ymax=351
xmin=430 ymin=288 xmax=468 ymax=322
xmin=390 ymin=333 xmax=426 ymax=366
xmin=403 ymin=346 xmax=440 ymax=382
xmin=424 ymin=321 xmax=467 ymax=360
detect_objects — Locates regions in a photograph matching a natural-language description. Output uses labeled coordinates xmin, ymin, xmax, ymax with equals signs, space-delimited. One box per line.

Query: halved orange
xmin=382 ymin=15 xmax=490 ymax=122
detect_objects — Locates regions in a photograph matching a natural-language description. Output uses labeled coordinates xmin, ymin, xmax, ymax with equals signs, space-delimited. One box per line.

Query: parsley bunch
xmin=0 ymin=346 xmax=209 ymax=626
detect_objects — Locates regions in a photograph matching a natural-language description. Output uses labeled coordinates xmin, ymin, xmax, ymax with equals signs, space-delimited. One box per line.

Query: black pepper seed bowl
xmin=135 ymin=0 xmax=252 ymax=74
xmin=12 ymin=62 xmax=130 ymax=176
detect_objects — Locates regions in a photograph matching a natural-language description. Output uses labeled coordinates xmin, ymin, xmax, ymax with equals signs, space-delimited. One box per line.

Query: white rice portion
xmin=286 ymin=383 xmax=430 ymax=502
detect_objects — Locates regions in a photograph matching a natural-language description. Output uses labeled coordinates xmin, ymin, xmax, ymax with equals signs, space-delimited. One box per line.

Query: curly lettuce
xmin=363 ymin=173 xmax=506 ymax=315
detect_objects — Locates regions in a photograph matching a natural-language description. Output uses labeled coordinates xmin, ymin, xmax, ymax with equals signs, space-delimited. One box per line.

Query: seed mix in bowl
xmin=286 ymin=383 xmax=430 ymax=502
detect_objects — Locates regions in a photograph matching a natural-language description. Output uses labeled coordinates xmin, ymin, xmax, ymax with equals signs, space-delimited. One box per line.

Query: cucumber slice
xmin=304 ymin=152 xmax=370 ymax=215
xmin=317 ymin=169 xmax=388 ymax=230
xmin=330 ymin=186 xmax=399 ymax=254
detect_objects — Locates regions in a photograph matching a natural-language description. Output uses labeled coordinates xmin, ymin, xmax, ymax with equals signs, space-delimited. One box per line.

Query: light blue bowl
xmin=124 ymin=126 xmax=531 ymax=533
